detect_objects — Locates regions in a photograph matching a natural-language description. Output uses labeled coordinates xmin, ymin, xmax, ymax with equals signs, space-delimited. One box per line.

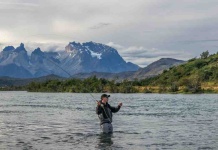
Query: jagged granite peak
xmin=70 ymin=41 xmax=82 ymax=47
xmin=30 ymin=48 xmax=45 ymax=64
xmin=66 ymin=41 xmax=120 ymax=60
xmin=65 ymin=42 xmax=83 ymax=54
xmin=0 ymin=43 xmax=30 ymax=76
xmin=32 ymin=47 xmax=44 ymax=56
xmin=82 ymin=41 xmax=115 ymax=53
xmin=69 ymin=41 xmax=116 ymax=52
xmin=68 ymin=42 xmax=84 ymax=51
xmin=14 ymin=43 xmax=27 ymax=53
xmin=3 ymin=46 xmax=15 ymax=52
xmin=0 ymin=46 xmax=15 ymax=63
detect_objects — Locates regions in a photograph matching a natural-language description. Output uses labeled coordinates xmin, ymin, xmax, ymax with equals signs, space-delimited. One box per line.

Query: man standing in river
xmin=96 ymin=94 xmax=122 ymax=133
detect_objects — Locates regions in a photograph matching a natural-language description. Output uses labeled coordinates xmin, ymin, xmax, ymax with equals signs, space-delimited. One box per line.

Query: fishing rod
xmin=40 ymin=53 xmax=113 ymax=122
xmin=45 ymin=57 xmax=113 ymax=122
xmin=90 ymin=93 xmax=99 ymax=103
xmin=37 ymin=41 xmax=119 ymax=79
xmin=42 ymin=55 xmax=72 ymax=78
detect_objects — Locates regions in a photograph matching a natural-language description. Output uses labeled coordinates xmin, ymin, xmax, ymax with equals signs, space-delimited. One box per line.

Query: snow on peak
xmin=84 ymin=46 xmax=102 ymax=59
xmin=89 ymin=50 xmax=102 ymax=59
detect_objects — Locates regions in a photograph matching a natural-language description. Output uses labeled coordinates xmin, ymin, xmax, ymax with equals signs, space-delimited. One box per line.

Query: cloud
xmin=1 ymin=0 xmax=218 ymax=66
xmin=177 ymin=39 xmax=218 ymax=44
xmin=0 ymin=29 xmax=15 ymax=43
xmin=107 ymin=42 xmax=191 ymax=67
xmin=107 ymin=42 xmax=124 ymax=49
xmin=0 ymin=1 xmax=39 ymax=9
xmin=0 ymin=42 xmax=66 ymax=56
xmin=90 ymin=23 xmax=111 ymax=29
xmin=24 ymin=42 xmax=66 ymax=52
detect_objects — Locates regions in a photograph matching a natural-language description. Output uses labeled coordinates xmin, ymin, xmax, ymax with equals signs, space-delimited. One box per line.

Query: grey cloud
xmin=106 ymin=42 xmax=190 ymax=67
xmin=0 ymin=1 xmax=39 ymax=8
xmin=107 ymin=42 xmax=185 ymax=59
xmin=90 ymin=23 xmax=111 ymax=29
xmin=177 ymin=39 xmax=218 ymax=45
xmin=1 ymin=42 xmax=66 ymax=54
xmin=120 ymin=48 xmax=184 ymax=58
xmin=24 ymin=42 xmax=66 ymax=52
xmin=1 ymin=0 xmax=218 ymax=66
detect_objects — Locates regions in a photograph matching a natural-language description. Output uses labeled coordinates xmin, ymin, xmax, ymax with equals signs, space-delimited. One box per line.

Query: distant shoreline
xmin=1 ymin=87 xmax=218 ymax=94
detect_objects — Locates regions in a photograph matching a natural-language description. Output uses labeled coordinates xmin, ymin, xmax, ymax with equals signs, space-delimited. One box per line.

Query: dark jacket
xmin=96 ymin=101 xmax=121 ymax=125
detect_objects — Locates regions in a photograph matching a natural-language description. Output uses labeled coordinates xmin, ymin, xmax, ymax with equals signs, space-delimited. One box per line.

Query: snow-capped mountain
xmin=0 ymin=42 xmax=139 ymax=78
xmin=60 ymin=41 xmax=139 ymax=74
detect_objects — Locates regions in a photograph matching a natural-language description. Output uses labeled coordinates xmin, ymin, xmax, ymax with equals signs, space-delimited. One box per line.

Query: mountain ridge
xmin=72 ymin=58 xmax=185 ymax=80
xmin=0 ymin=42 xmax=139 ymax=78
xmin=0 ymin=57 xmax=185 ymax=86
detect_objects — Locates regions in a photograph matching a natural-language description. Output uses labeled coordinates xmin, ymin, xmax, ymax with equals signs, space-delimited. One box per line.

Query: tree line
xmin=26 ymin=77 xmax=138 ymax=93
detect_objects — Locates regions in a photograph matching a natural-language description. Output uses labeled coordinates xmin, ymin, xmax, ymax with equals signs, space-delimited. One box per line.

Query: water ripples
xmin=0 ymin=92 xmax=217 ymax=149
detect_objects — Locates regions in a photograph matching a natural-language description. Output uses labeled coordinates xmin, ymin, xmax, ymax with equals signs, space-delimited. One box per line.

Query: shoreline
xmin=0 ymin=89 xmax=218 ymax=94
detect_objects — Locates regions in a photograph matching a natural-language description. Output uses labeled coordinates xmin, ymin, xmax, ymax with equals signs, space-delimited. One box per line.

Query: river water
xmin=0 ymin=91 xmax=217 ymax=150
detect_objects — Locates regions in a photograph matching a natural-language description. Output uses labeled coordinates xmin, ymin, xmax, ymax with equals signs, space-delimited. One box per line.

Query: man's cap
xmin=101 ymin=94 xmax=110 ymax=99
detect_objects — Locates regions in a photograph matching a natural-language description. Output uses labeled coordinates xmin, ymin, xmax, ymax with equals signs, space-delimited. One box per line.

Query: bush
xmin=188 ymin=58 xmax=197 ymax=62
xmin=169 ymin=82 xmax=179 ymax=92
xmin=200 ymin=50 xmax=209 ymax=59
xmin=194 ymin=60 xmax=208 ymax=69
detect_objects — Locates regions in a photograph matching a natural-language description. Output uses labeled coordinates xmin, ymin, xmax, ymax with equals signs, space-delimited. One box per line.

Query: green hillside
xmin=138 ymin=51 xmax=218 ymax=93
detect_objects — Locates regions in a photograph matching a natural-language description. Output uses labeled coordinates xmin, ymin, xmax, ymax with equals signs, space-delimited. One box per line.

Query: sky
xmin=1 ymin=0 xmax=218 ymax=67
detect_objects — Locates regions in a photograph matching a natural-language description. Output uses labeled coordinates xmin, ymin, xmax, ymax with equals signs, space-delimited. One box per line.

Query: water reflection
xmin=96 ymin=133 xmax=113 ymax=149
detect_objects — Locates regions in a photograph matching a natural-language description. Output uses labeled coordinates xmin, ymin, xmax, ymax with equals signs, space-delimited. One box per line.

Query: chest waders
xmin=99 ymin=105 xmax=113 ymax=133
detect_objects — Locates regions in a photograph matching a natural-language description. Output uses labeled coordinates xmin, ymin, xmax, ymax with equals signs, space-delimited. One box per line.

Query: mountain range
xmin=0 ymin=41 xmax=185 ymax=82
xmin=0 ymin=42 xmax=139 ymax=78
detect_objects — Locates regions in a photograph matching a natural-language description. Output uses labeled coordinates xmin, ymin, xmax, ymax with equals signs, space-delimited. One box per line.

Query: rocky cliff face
xmin=0 ymin=43 xmax=32 ymax=78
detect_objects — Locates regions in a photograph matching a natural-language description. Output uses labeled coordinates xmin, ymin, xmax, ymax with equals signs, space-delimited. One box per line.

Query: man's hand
xmin=97 ymin=101 xmax=101 ymax=106
xmin=118 ymin=102 xmax=122 ymax=107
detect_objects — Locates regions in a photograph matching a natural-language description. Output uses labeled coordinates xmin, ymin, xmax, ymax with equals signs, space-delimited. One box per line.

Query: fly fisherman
xmin=96 ymin=94 xmax=122 ymax=133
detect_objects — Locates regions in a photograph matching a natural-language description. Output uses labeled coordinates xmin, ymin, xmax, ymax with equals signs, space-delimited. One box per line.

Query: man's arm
xmin=108 ymin=103 xmax=122 ymax=113
xmin=96 ymin=101 xmax=103 ymax=115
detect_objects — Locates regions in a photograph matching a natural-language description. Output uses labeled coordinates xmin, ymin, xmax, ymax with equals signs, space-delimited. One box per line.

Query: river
xmin=0 ymin=91 xmax=217 ymax=149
